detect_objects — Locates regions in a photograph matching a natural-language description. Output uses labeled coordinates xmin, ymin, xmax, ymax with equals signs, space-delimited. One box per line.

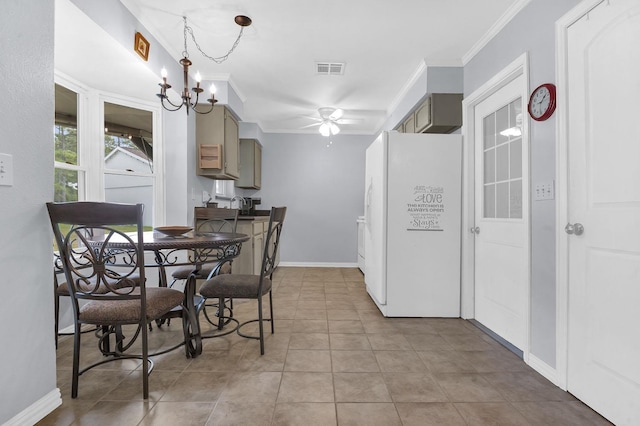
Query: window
xmin=103 ymin=101 xmax=155 ymax=227
xmin=482 ymin=98 xmax=523 ymax=219
xmin=54 ymin=83 xmax=86 ymax=202
xmin=54 ymin=76 xmax=163 ymax=226
xmin=214 ymin=180 xmax=229 ymax=198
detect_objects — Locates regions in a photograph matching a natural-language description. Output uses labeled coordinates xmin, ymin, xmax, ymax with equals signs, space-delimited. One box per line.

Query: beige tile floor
xmin=39 ymin=267 xmax=612 ymax=426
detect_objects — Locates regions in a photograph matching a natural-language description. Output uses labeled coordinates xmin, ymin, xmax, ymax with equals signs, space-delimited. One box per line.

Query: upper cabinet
xmin=196 ymin=105 xmax=239 ymax=180
xmin=403 ymin=113 xmax=416 ymax=134
xmin=415 ymin=93 xmax=463 ymax=134
xmin=235 ymin=138 xmax=262 ymax=189
xmin=399 ymin=93 xmax=463 ymax=135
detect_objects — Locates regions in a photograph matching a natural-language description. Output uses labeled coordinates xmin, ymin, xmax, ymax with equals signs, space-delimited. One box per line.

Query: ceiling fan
xmin=303 ymin=107 xmax=358 ymax=136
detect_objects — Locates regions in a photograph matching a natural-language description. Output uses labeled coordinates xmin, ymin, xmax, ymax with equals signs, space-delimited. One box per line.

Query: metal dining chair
xmin=163 ymin=207 xmax=240 ymax=328
xmin=198 ymin=206 xmax=286 ymax=354
xmin=169 ymin=207 xmax=240 ymax=285
xmin=47 ymin=201 xmax=188 ymax=399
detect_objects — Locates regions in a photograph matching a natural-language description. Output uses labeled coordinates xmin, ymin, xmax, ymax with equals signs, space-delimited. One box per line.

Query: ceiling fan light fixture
xmin=319 ymin=122 xmax=331 ymax=137
xmin=319 ymin=121 xmax=340 ymax=137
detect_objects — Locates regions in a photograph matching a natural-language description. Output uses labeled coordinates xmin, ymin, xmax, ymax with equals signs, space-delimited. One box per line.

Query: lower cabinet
xmin=234 ymin=218 xmax=279 ymax=275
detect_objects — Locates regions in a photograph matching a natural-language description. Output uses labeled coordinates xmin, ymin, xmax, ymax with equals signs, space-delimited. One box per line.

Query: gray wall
xmin=0 ymin=0 xmax=56 ymax=423
xmin=463 ymin=0 xmax=581 ymax=368
xmin=1 ymin=0 xmax=590 ymax=420
xmin=257 ymin=132 xmax=373 ymax=264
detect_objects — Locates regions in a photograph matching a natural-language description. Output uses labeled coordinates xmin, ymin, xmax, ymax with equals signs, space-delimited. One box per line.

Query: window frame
xmin=53 ymin=72 xmax=164 ymax=225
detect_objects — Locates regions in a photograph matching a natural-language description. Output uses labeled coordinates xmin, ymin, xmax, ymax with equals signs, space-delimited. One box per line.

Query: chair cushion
xmin=171 ymin=263 xmax=231 ymax=280
xmin=78 ymin=287 xmax=184 ymax=323
xmin=57 ymin=274 xmax=141 ymax=296
xmin=199 ymin=274 xmax=271 ymax=299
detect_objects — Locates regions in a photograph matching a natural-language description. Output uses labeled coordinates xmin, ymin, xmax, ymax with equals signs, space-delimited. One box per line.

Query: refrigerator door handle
xmin=365 ymin=178 xmax=373 ymax=225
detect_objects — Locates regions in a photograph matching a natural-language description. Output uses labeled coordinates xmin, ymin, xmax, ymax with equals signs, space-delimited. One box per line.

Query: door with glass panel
xmin=473 ymin=75 xmax=529 ymax=351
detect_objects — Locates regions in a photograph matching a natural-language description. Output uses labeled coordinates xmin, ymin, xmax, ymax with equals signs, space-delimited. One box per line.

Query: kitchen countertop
xmin=238 ymin=210 xmax=271 ymax=221
xmin=238 ymin=215 xmax=269 ymax=221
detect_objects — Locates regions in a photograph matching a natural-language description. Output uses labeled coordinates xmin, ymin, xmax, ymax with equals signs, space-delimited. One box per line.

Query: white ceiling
xmin=60 ymin=0 xmax=523 ymax=135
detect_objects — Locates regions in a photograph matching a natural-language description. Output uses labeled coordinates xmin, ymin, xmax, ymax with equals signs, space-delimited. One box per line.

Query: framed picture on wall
xmin=134 ymin=32 xmax=150 ymax=61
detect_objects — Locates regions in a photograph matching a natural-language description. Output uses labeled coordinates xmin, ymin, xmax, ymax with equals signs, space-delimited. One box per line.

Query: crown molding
xmin=386 ymin=60 xmax=427 ymax=116
xmin=462 ymin=0 xmax=532 ymax=65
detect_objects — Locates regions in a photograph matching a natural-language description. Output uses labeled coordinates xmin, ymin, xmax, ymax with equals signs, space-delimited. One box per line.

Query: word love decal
xmin=406 ymin=185 xmax=446 ymax=231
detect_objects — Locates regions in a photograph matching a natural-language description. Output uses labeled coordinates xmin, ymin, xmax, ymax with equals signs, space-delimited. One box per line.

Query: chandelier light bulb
xmin=195 ymin=72 xmax=201 ymax=83
xmin=161 ymin=67 xmax=167 ymax=79
xmin=209 ymin=83 xmax=217 ymax=95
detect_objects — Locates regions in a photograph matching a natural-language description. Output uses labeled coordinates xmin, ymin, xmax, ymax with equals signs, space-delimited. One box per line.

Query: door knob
xmin=564 ymin=222 xmax=584 ymax=236
xmin=470 ymin=227 xmax=480 ymax=234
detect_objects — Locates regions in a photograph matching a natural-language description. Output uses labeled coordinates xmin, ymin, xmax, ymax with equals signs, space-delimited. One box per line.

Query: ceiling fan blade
xmin=336 ymin=118 xmax=363 ymax=124
xmin=329 ymin=108 xmax=344 ymax=121
xmin=301 ymin=122 xmax=322 ymax=129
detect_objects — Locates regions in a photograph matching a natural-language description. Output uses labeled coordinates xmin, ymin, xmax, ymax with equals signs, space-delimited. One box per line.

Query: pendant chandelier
xmin=157 ymin=15 xmax=252 ymax=115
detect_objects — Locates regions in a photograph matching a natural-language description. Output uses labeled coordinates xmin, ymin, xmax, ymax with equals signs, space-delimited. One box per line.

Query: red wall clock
xmin=528 ymin=83 xmax=556 ymax=121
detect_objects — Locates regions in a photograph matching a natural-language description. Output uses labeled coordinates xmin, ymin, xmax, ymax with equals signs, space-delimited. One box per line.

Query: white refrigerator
xmin=364 ymin=131 xmax=462 ymax=317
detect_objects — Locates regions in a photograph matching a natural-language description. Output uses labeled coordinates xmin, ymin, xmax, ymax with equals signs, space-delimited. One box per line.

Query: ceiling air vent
xmin=316 ymin=62 xmax=345 ymax=76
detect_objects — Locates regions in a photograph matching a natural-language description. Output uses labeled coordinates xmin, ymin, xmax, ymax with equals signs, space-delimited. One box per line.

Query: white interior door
xmin=474 ymin=75 xmax=529 ymax=351
xmin=566 ymin=1 xmax=640 ymax=424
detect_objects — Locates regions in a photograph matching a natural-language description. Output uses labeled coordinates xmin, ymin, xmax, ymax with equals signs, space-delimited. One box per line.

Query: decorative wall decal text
xmin=407 ymin=185 xmax=445 ymax=231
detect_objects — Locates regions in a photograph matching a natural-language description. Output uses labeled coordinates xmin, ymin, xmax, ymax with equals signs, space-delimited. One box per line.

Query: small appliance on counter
xmin=240 ymin=197 xmax=261 ymax=215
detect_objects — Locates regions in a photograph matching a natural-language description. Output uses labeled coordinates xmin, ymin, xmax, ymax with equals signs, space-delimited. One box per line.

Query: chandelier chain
xmin=182 ymin=16 xmax=245 ymax=64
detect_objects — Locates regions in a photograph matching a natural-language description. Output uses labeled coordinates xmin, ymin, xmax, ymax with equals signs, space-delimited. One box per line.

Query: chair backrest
xmin=47 ymin=202 xmax=146 ymax=313
xmin=259 ymin=207 xmax=287 ymax=281
xmin=194 ymin=207 xmax=239 ymax=234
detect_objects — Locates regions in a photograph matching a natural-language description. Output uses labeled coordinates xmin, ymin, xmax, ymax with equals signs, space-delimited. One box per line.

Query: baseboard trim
xmin=4 ymin=388 xmax=62 ymax=426
xmin=468 ymin=320 xmax=561 ymax=388
xmin=278 ymin=262 xmax=358 ymax=268
xmin=528 ymin=353 xmax=561 ymax=388
xmin=468 ymin=319 xmax=524 ymax=358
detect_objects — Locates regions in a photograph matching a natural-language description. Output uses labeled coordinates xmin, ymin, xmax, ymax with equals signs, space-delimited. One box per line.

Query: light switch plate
xmin=0 ymin=153 xmax=13 ymax=186
xmin=534 ymin=181 xmax=554 ymax=200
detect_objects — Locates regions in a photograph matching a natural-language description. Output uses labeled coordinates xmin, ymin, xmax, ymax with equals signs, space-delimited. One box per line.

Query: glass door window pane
xmin=496 ymin=144 xmax=509 ymax=182
xmin=496 ymin=182 xmax=509 ymax=218
xmin=484 ymin=150 xmax=495 ymax=184
xmin=510 ymin=180 xmax=523 ymax=218
xmin=510 ymin=139 xmax=522 ymax=179
xmin=484 ymin=185 xmax=496 ymax=218
xmin=482 ymin=97 xmax=523 ymax=219
xmin=483 ymin=115 xmax=495 ymax=149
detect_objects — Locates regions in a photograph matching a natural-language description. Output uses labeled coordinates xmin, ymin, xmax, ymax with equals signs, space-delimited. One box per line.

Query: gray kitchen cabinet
xmin=234 ymin=217 xmax=280 ymax=275
xmin=398 ymin=93 xmax=463 ymax=134
xmin=235 ymin=139 xmax=262 ymax=189
xmin=403 ymin=113 xmax=415 ymax=134
xmin=196 ymin=105 xmax=239 ymax=180
xmin=415 ymin=93 xmax=463 ymax=134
